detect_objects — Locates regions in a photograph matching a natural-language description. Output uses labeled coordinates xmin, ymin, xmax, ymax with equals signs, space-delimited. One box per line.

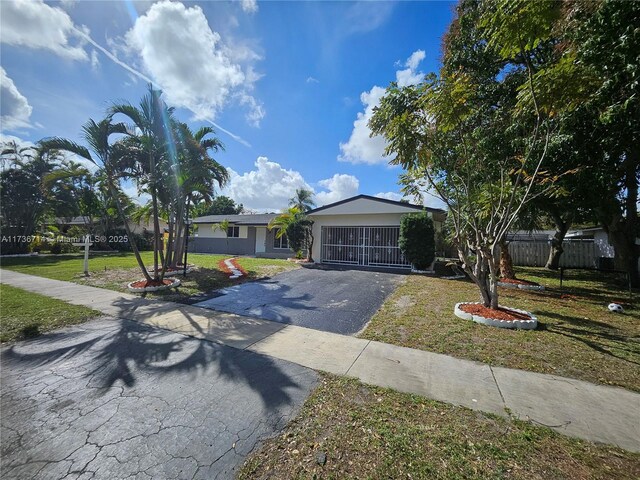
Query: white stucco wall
xmin=194 ymin=224 xmax=248 ymax=239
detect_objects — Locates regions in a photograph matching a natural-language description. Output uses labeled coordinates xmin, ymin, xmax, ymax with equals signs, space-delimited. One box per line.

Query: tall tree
xmin=110 ymin=84 xmax=178 ymax=280
xmin=370 ymin=0 xmax=562 ymax=309
xmin=169 ymin=123 xmax=228 ymax=268
xmin=39 ymin=118 xmax=153 ymax=281
xmin=192 ymin=196 xmax=243 ymax=217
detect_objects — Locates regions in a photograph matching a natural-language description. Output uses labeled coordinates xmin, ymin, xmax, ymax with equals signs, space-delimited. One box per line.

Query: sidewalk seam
xmin=345 ymin=340 xmax=371 ymax=376
xmin=242 ymin=324 xmax=286 ymax=351
xmin=489 ymin=365 xmax=507 ymax=410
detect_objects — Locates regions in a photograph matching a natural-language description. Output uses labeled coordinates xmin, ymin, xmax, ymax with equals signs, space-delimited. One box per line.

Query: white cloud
xmin=223 ymin=157 xmax=311 ymax=212
xmin=306 ymin=76 xmax=319 ymax=84
xmin=315 ymin=174 xmax=359 ymax=206
xmin=0 ymin=68 xmax=33 ymax=131
xmin=221 ymin=157 xmax=360 ymax=211
xmin=338 ymin=50 xmax=426 ymax=165
xmin=375 ymin=191 xmax=404 ymax=202
xmin=240 ymin=0 xmax=258 ymax=14
xmin=125 ymin=1 xmax=264 ymax=126
xmin=0 ymin=0 xmax=87 ymax=61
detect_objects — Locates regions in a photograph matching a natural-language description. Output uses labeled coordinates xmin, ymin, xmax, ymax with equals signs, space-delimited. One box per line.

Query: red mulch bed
xmin=218 ymin=258 xmax=248 ymax=277
xmin=130 ymin=279 xmax=175 ymax=288
xmin=459 ymin=303 xmax=532 ymax=321
xmin=499 ymin=277 xmax=540 ymax=286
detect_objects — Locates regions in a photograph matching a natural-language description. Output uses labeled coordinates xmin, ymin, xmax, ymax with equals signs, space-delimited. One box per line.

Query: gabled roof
xmin=191 ymin=213 xmax=278 ymax=225
xmin=307 ymin=194 xmax=444 ymax=215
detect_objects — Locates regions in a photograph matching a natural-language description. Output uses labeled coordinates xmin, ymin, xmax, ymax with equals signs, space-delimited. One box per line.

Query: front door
xmin=255 ymin=227 xmax=266 ymax=253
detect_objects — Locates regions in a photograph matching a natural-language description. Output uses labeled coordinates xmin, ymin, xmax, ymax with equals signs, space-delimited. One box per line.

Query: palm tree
xmin=169 ymin=123 xmax=228 ymax=268
xmin=39 ymin=117 xmax=153 ymax=282
xmin=268 ymin=206 xmax=314 ymax=261
xmin=289 ymin=188 xmax=315 ymax=212
xmin=110 ymin=84 xmax=177 ymax=281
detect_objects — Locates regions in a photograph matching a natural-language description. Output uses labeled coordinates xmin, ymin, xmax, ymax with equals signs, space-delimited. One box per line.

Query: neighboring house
xmin=47 ymin=217 xmax=168 ymax=235
xmin=566 ymin=226 xmax=615 ymax=258
xmin=506 ymin=226 xmax=640 ymax=270
xmin=190 ymin=194 xmax=446 ymax=270
xmin=190 ymin=213 xmax=289 ymax=258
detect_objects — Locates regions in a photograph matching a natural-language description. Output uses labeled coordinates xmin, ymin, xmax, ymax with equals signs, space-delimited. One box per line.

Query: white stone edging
xmin=147 ymin=268 xmax=193 ymax=277
xmin=127 ymin=278 xmax=181 ymax=293
xmin=454 ymin=302 xmax=538 ymax=330
xmin=497 ymin=281 xmax=545 ymax=291
xmin=224 ymin=258 xmax=245 ymax=279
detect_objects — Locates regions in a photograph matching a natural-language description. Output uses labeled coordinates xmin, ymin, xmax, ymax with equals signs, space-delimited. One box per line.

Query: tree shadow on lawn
xmin=537 ymin=310 xmax=640 ymax=366
xmin=1 ymin=299 xmax=307 ymax=412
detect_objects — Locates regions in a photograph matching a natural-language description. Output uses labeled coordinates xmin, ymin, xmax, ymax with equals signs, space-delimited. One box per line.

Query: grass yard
xmin=0 ymin=284 xmax=100 ymax=342
xmin=239 ymin=375 xmax=640 ymax=480
xmin=361 ymin=267 xmax=640 ymax=392
xmin=0 ymin=252 xmax=299 ymax=303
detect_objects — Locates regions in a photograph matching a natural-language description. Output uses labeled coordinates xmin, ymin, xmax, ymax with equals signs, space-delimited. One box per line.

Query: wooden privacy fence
xmin=507 ymin=240 xmax=597 ymax=268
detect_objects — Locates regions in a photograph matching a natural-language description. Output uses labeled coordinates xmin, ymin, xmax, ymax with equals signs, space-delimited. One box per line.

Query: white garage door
xmin=320 ymin=226 xmax=411 ymax=268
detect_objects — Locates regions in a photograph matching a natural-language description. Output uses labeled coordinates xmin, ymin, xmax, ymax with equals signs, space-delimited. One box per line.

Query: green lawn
xmin=361 ymin=266 xmax=640 ymax=392
xmin=239 ymin=375 xmax=640 ymax=479
xmin=0 ymin=252 xmax=298 ymax=303
xmin=0 ymin=284 xmax=100 ymax=342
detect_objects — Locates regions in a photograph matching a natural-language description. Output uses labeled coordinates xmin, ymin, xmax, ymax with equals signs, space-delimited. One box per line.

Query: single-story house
xmin=47 ymin=216 xmax=168 ymax=235
xmin=190 ymin=194 xmax=446 ymax=270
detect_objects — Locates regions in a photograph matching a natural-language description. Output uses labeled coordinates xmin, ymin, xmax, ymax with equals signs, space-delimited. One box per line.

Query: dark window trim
xmin=273 ymin=229 xmax=289 ymax=249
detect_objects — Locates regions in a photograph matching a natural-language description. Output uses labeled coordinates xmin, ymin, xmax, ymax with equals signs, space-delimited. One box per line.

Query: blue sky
xmin=1 ymin=0 xmax=454 ymax=211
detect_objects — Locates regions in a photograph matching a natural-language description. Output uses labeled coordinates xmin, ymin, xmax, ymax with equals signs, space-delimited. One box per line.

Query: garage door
xmin=320 ymin=226 xmax=411 ymax=268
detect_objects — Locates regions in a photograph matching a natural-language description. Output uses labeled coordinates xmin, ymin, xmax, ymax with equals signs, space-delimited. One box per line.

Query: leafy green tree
xmin=289 ymin=188 xmax=316 ymax=212
xmin=192 ymin=196 xmax=242 ymax=217
xmin=0 ymin=142 xmax=89 ymax=253
xmin=268 ymin=206 xmax=315 ymax=261
xmin=39 ymin=118 xmax=153 ymax=282
xmin=399 ymin=212 xmax=435 ymax=270
xmin=370 ymin=0 xmax=562 ymax=308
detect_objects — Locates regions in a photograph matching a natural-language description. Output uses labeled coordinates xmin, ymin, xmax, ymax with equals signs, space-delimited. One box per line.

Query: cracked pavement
xmin=1 ymin=317 xmax=318 ymax=479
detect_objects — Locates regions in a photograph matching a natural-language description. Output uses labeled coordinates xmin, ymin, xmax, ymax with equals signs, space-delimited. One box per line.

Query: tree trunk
xmin=306 ymin=228 xmax=314 ymax=262
xmin=604 ymin=149 xmax=639 ymax=287
xmin=108 ymin=181 xmax=152 ymax=282
xmin=498 ymin=238 xmax=516 ymax=279
xmin=545 ymin=210 xmax=572 ymax=270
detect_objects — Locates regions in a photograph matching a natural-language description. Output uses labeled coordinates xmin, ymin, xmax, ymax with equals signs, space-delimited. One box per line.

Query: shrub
xmin=50 ymin=242 xmax=80 ymax=254
xmin=399 ymin=212 xmax=436 ymax=270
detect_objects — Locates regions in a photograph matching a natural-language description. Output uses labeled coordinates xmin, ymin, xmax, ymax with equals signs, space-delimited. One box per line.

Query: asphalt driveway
xmin=1 ymin=318 xmax=318 ymax=480
xmin=194 ymin=267 xmax=404 ymax=335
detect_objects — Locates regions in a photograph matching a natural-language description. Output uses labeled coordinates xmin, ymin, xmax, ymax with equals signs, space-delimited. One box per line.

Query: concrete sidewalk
xmin=2 ymin=269 xmax=639 ymax=452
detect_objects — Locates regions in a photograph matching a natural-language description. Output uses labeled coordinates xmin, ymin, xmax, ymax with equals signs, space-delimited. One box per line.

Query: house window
xmin=273 ymin=229 xmax=289 ymax=249
xmin=227 ymin=226 xmax=240 ymax=238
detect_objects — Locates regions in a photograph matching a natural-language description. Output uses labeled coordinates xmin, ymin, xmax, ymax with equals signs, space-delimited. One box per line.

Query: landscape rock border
xmin=497 ymin=281 xmax=545 ymax=291
xmin=127 ymin=277 xmax=181 ymax=293
xmin=454 ymin=302 xmax=538 ymax=330
xmin=147 ymin=267 xmax=194 ymax=277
